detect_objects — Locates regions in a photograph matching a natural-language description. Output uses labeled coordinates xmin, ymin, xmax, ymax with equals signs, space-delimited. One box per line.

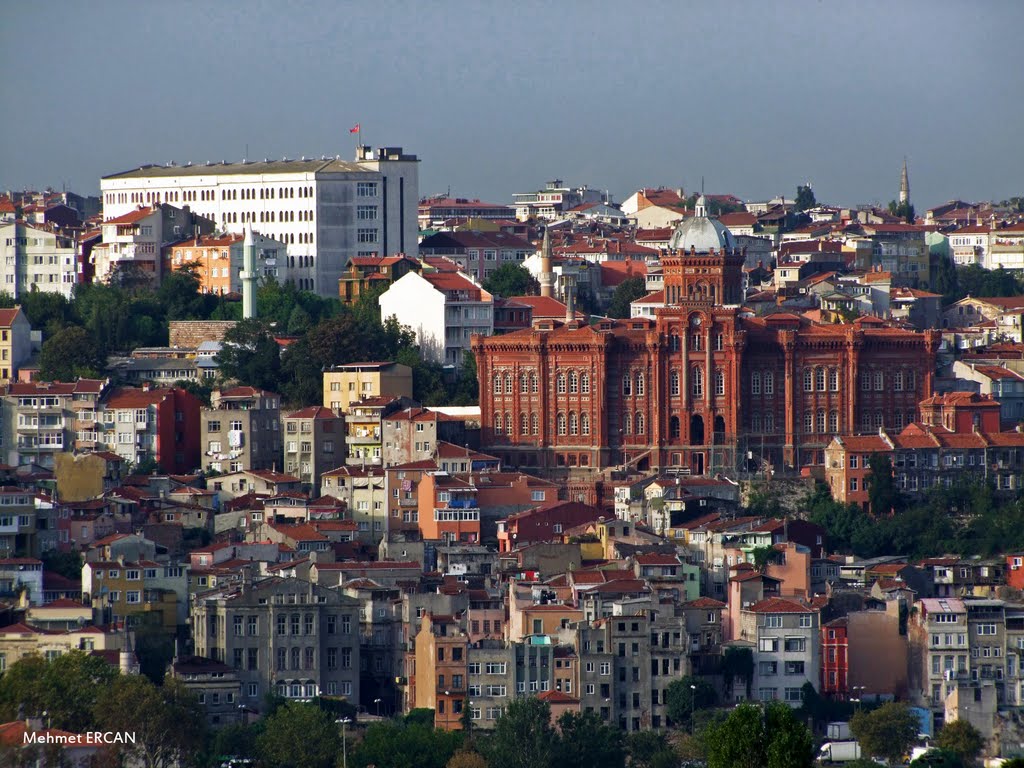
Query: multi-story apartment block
xmin=99 ymin=385 xmax=201 ymax=473
xmin=512 ymin=180 xmax=610 ymax=221
xmin=575 ymin=610 xmax=689 ymax=731
xmin=170 ymin=655 xmax=243 ymax=727
xmin=282 ymin=406 xmax=343 ymax=494
xmin=323 ymin=361 xmax=413 ymax=414
xmin=319 ymin=466 xmax=386 ymax=543
xmin=418 ymin=230 xmax=536 ymax=284
xmin=337 ymin=255 xmax=421 ymax=306
xmin=90 ymin=204 xmax=215 ymax=285
xmin=82 ymin=559 xmax=189 ymax=627
xmin=738 ymin=598 xmax=820 ymax=706
xmin=381 ymin=407 xmax=467 ymax=467
xmin=382 ymin=459 xmax=436 ymax=537
xmin=413 ymin=613 xmax=557 ymax=731
xmin=191 ymin=575 xmax=361 ymax=708
xmin=101 ymin=146 xmax=420 ymax=295
xmin=0 ymin=222 xmax=78 ymax=298
xmin=342 ymin=579 xmax=402 ymax=713
xmin=417 ymin=196 xmax=516 ymax=230
xmin=380 ymin=270 xmax=494 ymax=365
xmin=2 ymin=379 xmax=109 ymax=468
xmin=168 ymin=231 xmax=291 ymax=294
xmin=345 ymin=396 xmax=410 ymax=465
xmin=201 ymin=387 xmax=281 ymax=474
xmin=0 ymin=557 xmax=44 ymax=605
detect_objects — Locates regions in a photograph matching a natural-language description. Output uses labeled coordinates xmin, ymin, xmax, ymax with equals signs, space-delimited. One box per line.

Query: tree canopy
xmin=482 ymin=263 xmax=539 ymax=298
xmin=484 ymin=697 xmax=557 ymax=768
xmin=607 ymin=276 xmax=647 ymax=319
xmin=553 ymin=710 xmax=626 ymax=768
xmin=795 ymin=185 xmax=817 ymax=212
xmin=665 ymin=676 xmax=717 ymax=729
xmin=850 ymin=702 xmax=919 ymax=764
xmin=934 ymin=719 xmax=984 ymax=764
xmin=703 ymin=701 xmax=813 ymax=768
xmin=0 ymin=652 xmax=119 ymax=732
xmin=255 ymin=702 xmax=341 ymax=768
xmin=351 ymin=719 xmax=462 ymax=768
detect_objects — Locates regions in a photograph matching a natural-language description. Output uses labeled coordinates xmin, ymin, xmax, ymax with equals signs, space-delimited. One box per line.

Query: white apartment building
xmin=739 ymin=598 xmax=821 ymax=706
xmin=100 ymin=146 xmax=419 ymax=295
xmin=511 ymin=179 xmax=610 ymax=221
xmin=949 ymin=226 xmax=990 ymax=267
xmin=378 ymin=270 xmax=494 ymax=366
xmin=0 ymin=222 xmax=78 ymax=298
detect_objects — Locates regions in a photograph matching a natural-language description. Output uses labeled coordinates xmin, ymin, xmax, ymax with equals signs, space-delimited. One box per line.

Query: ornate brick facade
xmin=472 ymin=206 xmax=940 ymax=476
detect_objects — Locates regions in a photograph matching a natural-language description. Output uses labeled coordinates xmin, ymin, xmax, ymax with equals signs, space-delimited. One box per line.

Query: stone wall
xmin=168 ymin=320 xmax=237 ymax=348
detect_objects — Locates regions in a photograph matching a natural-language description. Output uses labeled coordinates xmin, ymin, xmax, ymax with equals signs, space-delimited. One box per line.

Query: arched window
xmin=815 ymin=367 xmax=826 ymax=391
xmin=581 ymin=413 xmax=590 ymax=435
xmin=494 ymin=413 xmax=503 ymax=434
xmin=569 ymin=412 xmax=578 ymax=435
xmin=557 ymin=413 xmax=567 ymax=436
xmin=568 ymin=371 xmax=578 ymax=394
xmin=530 ymin=373 xmax=539 ymax=393
xmin=493 ymin=374 xmax=501 ymax=394
xmin=714 ymin=369 xmax=725 ymax=396
xmin=531 ymin=413 xmax=539 ymax=435
xmin=557 ymin=372 xmax=566 ymax=394
xmin=635 ymin=372 xmax=645 ymax=397
xmin=907 ymin=370 xmax=915 ymax=390
xmin=520 ymin=374 xmax=529 ymax=394
xmin=894 ymin=371 xmax=904 ymax=391
xmin=804 ymin=411 xmax=813 ymax=433
xmin=764 ymin=371 xmax=774 ymax=397
xmin=636 ymin=412 xmax=645 ymax=434
xmin=751 ymin=372 xmax=761 ymax=396
xmin=861 ymin=411 xmax=872 ymax=431
xmin=520 ymin=413 xmax=529 ymax=435
xmin=504 ymin=373 xmax=513 ymax=394
xmin=623 ymin=413 xmax=632 ymax=435
xmin=829 ymin=368 xmax=839 ymax=391
xmin=817 ymin=409 xmax=826 ymax=433
xmin=829 ymin=411 xmax=839 ymax=433
xmin=874 ymin=411 xmax=884 ymax=429
xmin=752 ymin=413 xmax=762 ymax=432
xmin=505 ymin=413 xmax=512 ymax=435
xmin=622 ymin=374 xmax=632 ymax=396
xmin=581 ymin=373 xmax=590 ymax=394
xmin=803 ymin=368 xmax=813 ymax=392
xmin=874 ymin=371 xmax=884 ymax=391
xmin=765 ymin=413 xmax=774 ymax=432
xmin=692 ymin=367 xmax=704 ymax=397
xmin=670 ymin=333 xmax=680 ymax=352
xmin=670 ymin=371 xmax=680 ymax=396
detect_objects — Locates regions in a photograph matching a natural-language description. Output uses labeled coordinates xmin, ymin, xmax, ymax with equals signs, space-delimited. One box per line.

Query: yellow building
xmin=0 ymin=624 xmax=125 ymax=668
xmin=82 ymin=560 xmax=188 ymax=629
xmin=323 ymin=362 xmax=412 ymax=414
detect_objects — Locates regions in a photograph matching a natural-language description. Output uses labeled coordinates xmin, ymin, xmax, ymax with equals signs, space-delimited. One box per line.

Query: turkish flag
xmin=350 ymin=124 xmax=360 ymax=134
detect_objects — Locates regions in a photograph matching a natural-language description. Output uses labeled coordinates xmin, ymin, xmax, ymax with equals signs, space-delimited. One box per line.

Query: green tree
xmin=665 ymin=676 xmax=717 ymax=729
xmin=625 ymin=731 xmax=673 ymax=768
xmin=750 ymin=545 xmax=776 ymax=573
xmin=448 ymin=750 xmax=490 ymax=768
xmin=256 ymin=701 xmax=341 ymax=768
xmin=39 ymin=325 xmax=102 ymax=380
xmin=482 ymin=263 xmax=539 ymax=298
xmin=0 ymin=655 xmax=48 ymax=722
xmin=607 ymin=276 xmax=647 ymax=319
xmin=286 ymin=303 xmax=313 ymax=335
xmin=351 ymin=719 xmax=461 ymax=768
xmin=850 ymin=701 xmax=919 ymax=764
xmin=888 ymin=200 xmax=916 ymax=224
xmin=156 ymin=269 xmax=216 ymax=321
xmin=485 ymin=697 xmax=556 ymax=768
xmin=452 ymin=350 xmax=479 ymax=406
xmin=94 ymin=675 xmax=206 ymax=768
xmin=554 ymin=710 xmax=626 ymax=768
xmin=910 ymin=749 xmax=965 ymax=768
xmin=216 ymin=318 xmax=283 ymax=393
xmin=866 ymin=453 xmax=901 ymax=514
xmin=40 ymin=549 xmax=83 ymax=581
xmin=704 ymin=702 xmax=813 ymax=768
xmin=795 ymin=185 xmax=817 ymax=212
xmin=19 ymin=290 xmax=75 ymax=338
xmin=404 ymin=708 xmax=436 ymax=727
xmin=935 ymin=719 xmax=984 ymax=764
xmin=721 ymin=646 xmax=754 ymax=700
xmin=0 ymin=651 xmax=117 ymax=732
xmin=209 ymin=721 xmax=263 ymax=763
xmin=931 ymin=252 xmax=960 ymax=304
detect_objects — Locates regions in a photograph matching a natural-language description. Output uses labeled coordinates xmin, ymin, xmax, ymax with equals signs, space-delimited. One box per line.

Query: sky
xmin=2 ymin=0 xmax=1023 ymax=211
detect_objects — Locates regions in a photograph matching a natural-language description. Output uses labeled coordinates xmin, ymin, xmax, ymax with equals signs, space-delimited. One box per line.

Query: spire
xmin=539 ymin=226 xmax=554 ymax=298
xmin=899 ymin=157 xmax=910 ymax=205
xmin=241 ymin=225 xmax=258 ymax=320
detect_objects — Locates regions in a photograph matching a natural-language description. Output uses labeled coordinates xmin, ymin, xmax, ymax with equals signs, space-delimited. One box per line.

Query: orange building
xmin=414 ymin=614 xmax=469 ymax=730
xmin=168 ymin=233 xmax=242 ymax=294
xmin=417 ymin=471 xmax=558 ymax=544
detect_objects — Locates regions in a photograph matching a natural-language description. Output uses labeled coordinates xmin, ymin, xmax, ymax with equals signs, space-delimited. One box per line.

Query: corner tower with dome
xmin=663 ymin=195 xmax=746 ymax=306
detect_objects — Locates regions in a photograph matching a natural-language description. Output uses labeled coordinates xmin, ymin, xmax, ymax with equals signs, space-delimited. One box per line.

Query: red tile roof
xmin=104 ymin=207 xmax=156 ymax=225
xmin=286 ymin=405 xmax=340 ymax=420
xmin=746 ymin=597 xmax=812 ymax=614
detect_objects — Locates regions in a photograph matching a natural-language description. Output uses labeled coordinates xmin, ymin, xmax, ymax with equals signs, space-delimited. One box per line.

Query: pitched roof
xmin=746 ymin=598 xmax=812 ymax=614
xmin=286 ymin=405 xmax=340 ymax=420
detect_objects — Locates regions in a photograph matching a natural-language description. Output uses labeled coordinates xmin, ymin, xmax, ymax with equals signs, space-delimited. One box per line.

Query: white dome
xmin=668 ymin=195 xmax=736 ymax=253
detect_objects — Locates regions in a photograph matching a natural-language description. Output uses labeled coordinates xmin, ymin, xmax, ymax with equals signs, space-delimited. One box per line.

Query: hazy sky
xmin=2 ymin=1 xmax=1022 ymax=210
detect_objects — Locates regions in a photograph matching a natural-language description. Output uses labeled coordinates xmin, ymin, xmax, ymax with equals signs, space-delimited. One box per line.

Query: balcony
xmin=347 ymin=434 xmax=381 ymax=446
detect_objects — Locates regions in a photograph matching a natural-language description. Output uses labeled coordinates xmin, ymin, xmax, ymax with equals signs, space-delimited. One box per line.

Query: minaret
xmin=539 ymin=226 xmax=555 ymax=298
xmin=899 ymin=157 xmax=910 ymax=206
xmin=241 ymin=226 xmax=258 ymax=320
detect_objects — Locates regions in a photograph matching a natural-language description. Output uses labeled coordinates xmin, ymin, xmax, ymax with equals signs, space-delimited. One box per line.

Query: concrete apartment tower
xmin=539 ymin=226 xmax=554 ymax=298
xmin=241 ymin=226 xmax=257 ymax=319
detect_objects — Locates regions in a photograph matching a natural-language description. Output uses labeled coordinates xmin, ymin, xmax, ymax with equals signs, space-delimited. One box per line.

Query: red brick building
xmin=472 ymin=199 xmax=939 ymax=475
xmin=821 ymin=617 xmax=849 ymax=698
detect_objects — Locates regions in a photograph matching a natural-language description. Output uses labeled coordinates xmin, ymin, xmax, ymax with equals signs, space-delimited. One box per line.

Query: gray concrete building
xmin=201 ymin=387 xmax=282 ymax=474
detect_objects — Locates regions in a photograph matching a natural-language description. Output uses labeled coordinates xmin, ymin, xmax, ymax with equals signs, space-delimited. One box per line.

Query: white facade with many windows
xmin=100 ymin=146 xmax=419 ymax=295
